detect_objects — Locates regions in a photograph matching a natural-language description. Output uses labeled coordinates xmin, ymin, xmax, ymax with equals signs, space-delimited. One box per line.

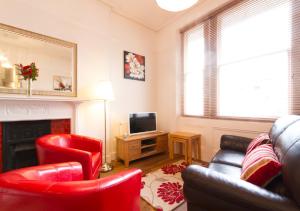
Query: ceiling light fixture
xmin=155 ymin=0 xmax=199 ymax=12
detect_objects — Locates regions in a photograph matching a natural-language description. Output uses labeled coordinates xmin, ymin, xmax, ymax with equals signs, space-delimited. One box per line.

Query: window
xmin=183 ymin=25 xmax=205 ymax=116
xmin=182 ymin=0 xmax=299 ymax=120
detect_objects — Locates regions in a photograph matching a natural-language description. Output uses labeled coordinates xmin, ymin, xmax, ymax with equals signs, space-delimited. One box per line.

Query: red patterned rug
xmin=141 ymin=160 xmax=188 ymax=211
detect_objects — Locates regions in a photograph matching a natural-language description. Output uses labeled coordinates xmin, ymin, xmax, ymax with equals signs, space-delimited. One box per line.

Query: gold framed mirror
xmin=0 ymin=23 xmax=77 ymax=97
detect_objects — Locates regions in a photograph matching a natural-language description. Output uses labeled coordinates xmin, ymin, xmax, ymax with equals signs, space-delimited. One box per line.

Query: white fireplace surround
xmin=0 ymin=98 xmax=76 ymax=132
xmin=0 ymin=97 xmax=116 ymax=163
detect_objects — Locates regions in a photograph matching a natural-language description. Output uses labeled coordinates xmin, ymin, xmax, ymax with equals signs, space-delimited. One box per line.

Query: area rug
xmin=141 ymin=160 xmax=188 ymax=211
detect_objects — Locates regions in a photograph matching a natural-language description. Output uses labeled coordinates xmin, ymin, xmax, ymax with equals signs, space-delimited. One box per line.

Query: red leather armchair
xmin=0 ymin=162 xmax=142 ymax=211
xmin=36 ymin=134 xmax=102 ymax=180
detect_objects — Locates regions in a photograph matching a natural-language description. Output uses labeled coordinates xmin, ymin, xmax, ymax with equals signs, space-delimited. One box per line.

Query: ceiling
xmin=99 ymin=0 xmax=203 ymax=31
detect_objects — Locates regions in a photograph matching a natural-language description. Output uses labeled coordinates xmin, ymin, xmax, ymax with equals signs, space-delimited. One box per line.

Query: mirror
xmin=0 ymin=23 xmax=77 ymax=97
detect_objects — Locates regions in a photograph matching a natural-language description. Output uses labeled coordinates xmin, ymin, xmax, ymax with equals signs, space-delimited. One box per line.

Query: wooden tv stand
xmin=116 ymin=131 xmax=168 ymax=167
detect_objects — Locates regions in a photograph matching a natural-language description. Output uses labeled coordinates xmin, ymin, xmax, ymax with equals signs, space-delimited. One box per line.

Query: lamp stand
xmin=101 ymin=100 xmax=113 ymax=172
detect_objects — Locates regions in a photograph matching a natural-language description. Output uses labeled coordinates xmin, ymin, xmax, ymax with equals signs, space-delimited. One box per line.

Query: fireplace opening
xmin=2 ymin=120 xmax=51 ymax=172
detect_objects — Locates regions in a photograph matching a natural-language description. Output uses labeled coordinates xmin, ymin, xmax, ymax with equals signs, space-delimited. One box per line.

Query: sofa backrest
xmin=269 ymin=115 xmax=300 ymax=206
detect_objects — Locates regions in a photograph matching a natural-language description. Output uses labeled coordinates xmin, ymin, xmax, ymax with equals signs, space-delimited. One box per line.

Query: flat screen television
xmin=129 ymin=112 xmax=157 ymax=135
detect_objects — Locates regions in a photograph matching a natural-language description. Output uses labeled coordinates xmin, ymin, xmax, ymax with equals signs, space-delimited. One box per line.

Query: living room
xmin=0 ymin=0 xmax=298 ymax=211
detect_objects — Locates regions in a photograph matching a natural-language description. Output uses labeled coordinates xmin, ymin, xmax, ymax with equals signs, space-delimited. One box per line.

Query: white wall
xmin=0 ymin=0 xmax=157 ymax=161
xmin=156 ymin=0 xmax=273 ymax=162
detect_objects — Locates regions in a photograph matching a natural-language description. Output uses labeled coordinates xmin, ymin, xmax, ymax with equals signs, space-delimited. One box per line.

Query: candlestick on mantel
xmin=3 ymin=66 xmax=17 ymax=88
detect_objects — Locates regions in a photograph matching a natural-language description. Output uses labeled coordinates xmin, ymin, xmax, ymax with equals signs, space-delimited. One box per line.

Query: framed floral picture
xmin=124 ymin=51 xmax=145 ymax=81
xmin=53 ymin=75 xmax=72 ymax=92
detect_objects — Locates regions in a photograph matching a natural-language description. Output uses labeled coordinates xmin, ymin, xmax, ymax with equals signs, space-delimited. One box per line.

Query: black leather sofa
xmin=182 ymin=115 xmax=300 ymax=211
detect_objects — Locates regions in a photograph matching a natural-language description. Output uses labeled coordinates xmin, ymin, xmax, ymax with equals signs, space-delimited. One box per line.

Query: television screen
xmin=129 ymin=112 xmax=156 ymax=135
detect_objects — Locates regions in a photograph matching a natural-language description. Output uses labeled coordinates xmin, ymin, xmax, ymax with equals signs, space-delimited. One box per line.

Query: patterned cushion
xmin=241 ymin=144 xmax=282 ymax=187
xmin=246 ymin=133 xmax=270 ymax=155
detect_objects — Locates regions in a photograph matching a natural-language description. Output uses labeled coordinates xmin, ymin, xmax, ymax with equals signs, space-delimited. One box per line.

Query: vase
xmin=26 ymin=79 xmax=32 ymax=96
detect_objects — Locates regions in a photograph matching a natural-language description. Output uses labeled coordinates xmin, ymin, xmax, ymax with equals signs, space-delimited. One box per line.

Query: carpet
xmin=141 ymin=160 xmax=188 ymax=211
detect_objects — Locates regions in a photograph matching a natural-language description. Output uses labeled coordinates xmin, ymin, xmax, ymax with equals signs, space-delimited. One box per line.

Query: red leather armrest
xmin=97 ymin=168 xmax=142 ymax=211
xmin=38 ymin=143 xmax=92 ymax=161
xmin=8 ymin=162 xmax=83 ymax=182
xmin=0 ymin=168 xmax=142 ymax=211
xmin=0 ymin=162 xmax=83 ymax=196
xmin=99 ymin=168 xmax=142 ymax=189
xmin=37 ymin=144 xmax=93 ymax=179
xmin=45 ymin=168 xmax=142 ymax=211
xmin=70 ymin=134 xmax=102 ymax=152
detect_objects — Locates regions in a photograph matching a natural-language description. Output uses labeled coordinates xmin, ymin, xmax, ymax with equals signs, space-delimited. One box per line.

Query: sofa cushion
xmin=265 ymin=175 xmax=291 ymax=197
xmin=209 ymin=162 xmax=241 ymax=178
xmin=211 ymin=149 xmax=245 ymax=168
xmin=241 ymin=144 xmax=282 ymax=187
xmin=246 ymin=133 xmax=270 ymax=155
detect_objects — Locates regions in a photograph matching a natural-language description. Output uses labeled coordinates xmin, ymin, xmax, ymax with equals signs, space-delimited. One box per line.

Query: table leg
xmin=169 ymin=137 xmax=174 ymax=159
xmin=198 ymin=138 xmax=201 ymax=160
xmin=188 ymin=139 xmax=192 ymax=164
xmin=125 ymin=160 xmax=129 ymax=167
xmin=184 ymin=142 xmax=188 ymax=162
xmin=194 ymin=140 xmax=197 ymax=160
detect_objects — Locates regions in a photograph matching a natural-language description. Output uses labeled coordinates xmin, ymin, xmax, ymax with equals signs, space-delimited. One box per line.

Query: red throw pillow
xmin=246 ymin=133 xmax=270 ymax=155
xmin=241 ymin=144 xmax=281 ymax=187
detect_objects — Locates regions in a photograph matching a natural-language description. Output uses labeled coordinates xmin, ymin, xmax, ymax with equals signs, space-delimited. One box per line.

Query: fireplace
xmin=2 ymin=120 xmax=50 ymax=171
xmin=1 ymin=119 xmax=71 ymax=172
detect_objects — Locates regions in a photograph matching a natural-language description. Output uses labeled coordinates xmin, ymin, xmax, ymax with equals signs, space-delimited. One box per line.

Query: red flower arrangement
xmin=15 ymin=62 xmax=39 ymax=81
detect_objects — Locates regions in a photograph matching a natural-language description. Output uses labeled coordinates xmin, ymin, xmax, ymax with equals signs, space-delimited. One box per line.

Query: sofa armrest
xmin=5 ymin=162 xmax=83 ymax=182
xmin=48 ymin=169 xmax=142 ymax=211
xmin=220 ymin=135 xmax=252 ymax=153
xmin=182 ymin=165 xmax=299 ymax=211
xmin=0 ymin=168 xmax=142 ymax=211
xmin=37 ymin=144 xmax=93 ymax=180
xmin=98 ymin=168 xmax=142 ymax=211
xmin=70 ymin=134 xmax=102 ymax=153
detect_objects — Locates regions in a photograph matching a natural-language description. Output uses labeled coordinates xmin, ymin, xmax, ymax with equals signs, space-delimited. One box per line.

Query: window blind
xmin=181 ymin=0 xmax=300 ymax=120
xmin=183 ymin=25 xmax=205 ymax=116
xmin=291 ymin=0 xmax=300 ymax=114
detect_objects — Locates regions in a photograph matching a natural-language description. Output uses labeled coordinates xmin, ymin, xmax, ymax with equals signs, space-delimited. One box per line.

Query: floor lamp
xmin=95 ymin=81 xmax=114 ymax=173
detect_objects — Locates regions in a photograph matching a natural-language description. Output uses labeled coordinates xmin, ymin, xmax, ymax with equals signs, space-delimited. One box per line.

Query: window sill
xmin=181 ymin=115 xmax=276 ymax=123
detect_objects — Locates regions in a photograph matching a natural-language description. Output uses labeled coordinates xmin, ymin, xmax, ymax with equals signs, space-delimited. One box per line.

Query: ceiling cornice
xmin=97 ymin=0 xmax=204 ymax=32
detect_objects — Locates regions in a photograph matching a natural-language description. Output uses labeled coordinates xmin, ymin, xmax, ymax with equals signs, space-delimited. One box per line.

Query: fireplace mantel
xmin=0 ymin=96 xmax=83 ymax=132
xmin=0 ymin=95 xmax=82 ymax=103
xmin=0 ymin=96 xmax=92 ymax=133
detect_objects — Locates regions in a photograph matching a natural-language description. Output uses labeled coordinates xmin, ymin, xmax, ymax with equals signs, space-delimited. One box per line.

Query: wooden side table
xmin=169 ymin=132 xmax=201 ymax=164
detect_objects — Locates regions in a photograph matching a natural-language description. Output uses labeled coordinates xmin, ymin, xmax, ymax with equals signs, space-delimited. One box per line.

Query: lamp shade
xmin=155 ymin=0 xmax=198 ymax=12
xmin=94 ymin=81 xmax=115 ymax=101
